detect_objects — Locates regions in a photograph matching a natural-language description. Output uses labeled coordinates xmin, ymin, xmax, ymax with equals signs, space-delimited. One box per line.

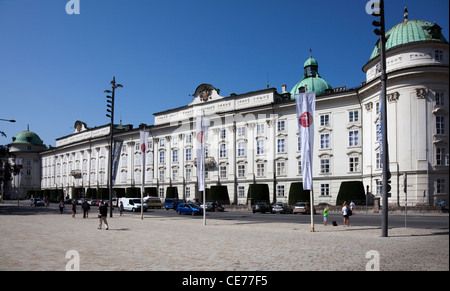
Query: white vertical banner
xmin=111 ymin=140 xmax=123 ymax=187
xmin=140 ymin=130 xmax=149 ymax=184
xmin=295 ymin=92 xmax=316 ymax=190
xmin=196 ymin=115 xmax=210 ymax=192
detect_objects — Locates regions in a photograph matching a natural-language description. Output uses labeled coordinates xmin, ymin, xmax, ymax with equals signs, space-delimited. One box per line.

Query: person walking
xmin=342 ymin=202 xmax=350 ymax=227
xmin=119 ymin=201 xmax=124 ymax=216
xmin=349 ymin=201 xmax=355 ymax=215
xmin=323 ymin=205 xmax=329 ymax=226
xmin=81 ymin=199 xmax=90 ymax=218
xmin=98 ymin=201 xmax=109 ymax=230
xmin=71 ymin=200 xmax=77 ymax=218
xmin=58 ymin=200 xmax=65 ymax=214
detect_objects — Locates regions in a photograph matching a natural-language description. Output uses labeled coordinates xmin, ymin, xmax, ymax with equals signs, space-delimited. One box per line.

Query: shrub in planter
xmin=208 ymin=185 xmax=230 ymax=204
xmin=288 ymin=182 xmax=311 ymax=205
xmin=336 ymin=181 xmax=366 ymax=206
xmin=247 ymin=184 xmax=270 ymax=203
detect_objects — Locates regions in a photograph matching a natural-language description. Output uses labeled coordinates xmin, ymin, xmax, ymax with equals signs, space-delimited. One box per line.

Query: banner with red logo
xmin=295 ymin=92 xmax=316 ymax=190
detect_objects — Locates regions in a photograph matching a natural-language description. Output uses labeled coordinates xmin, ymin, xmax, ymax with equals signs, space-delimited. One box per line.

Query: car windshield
xmin=131 ymin=199 xmax=142 ymax=204
xmin=296 ymin=203 xmax=306 ymax=206
xmin=188 ymin=203 xmax=199 ymax=208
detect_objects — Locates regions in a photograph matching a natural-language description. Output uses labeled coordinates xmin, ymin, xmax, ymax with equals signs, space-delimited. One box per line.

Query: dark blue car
xmin=176 ymin=203 xmax=203 ymax=216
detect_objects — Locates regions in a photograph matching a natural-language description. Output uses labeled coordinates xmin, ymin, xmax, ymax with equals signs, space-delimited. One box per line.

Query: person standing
xmin=71 ymin=201 xmax=77 ymax=218
xmin=59 ymin=200 xmax=65 ymax=214
xmin=342 ymin=202 xmax=350 ymax=227
xmin=81 ymin=199 xmax=90 ymax=218
xmin=119 ymin=201 xmax=124 ymax=216
xmin=323 ymin=205 xmax=329 ymax=226
xmin=98 ymin=201 xmax=109 ymax=230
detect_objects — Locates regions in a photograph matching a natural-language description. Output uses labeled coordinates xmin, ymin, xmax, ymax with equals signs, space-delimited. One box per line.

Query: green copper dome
xmin=290 ymin=56 xmax=333 ymax=99
xmin=369 ymin=16 xmax=448 ymax=60
xmin=11 ymin=130 xmax=44 ymax=146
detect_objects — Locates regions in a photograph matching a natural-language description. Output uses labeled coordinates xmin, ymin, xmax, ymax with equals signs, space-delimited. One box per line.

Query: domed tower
xmin=7 ymin=126 xmax=46 ymax=199
xmin=290 ymin=55 xmax=333 ymax=99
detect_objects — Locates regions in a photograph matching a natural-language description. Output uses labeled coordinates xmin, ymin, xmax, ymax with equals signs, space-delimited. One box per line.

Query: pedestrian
xmin=342 ymin=202 xmax=350 ymax=227
xmin=58 ymin=200 xmax=65 ymax=214
xmin=119 ymin=201 xmax=124 ymax=216
xmin=81 ymin=199 xmax=90 ymax=218
xmin=98 ymin=201 xmax=109 ymax=230
xmin=71 ymin=200 xmax=77 ymax=218
xmin=323 ymin=205 xmax=329 ymax=226
xmin=439 ymin=199 xmax=447 ymax=213
xmin=44 ymin=196 xmax=49 ymax=208
xmin=350 ymin=200 xmax=355 ymax=214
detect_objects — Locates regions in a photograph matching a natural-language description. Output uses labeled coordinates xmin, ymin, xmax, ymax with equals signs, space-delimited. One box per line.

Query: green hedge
xmin=336 ymin=181 xmax=366 ymax=206
xmin=288 ymin=182 xmax=311 ymax=205
xmin=208 ymin=185 xmax=230 ymax=204
xmin=247 ymin=184 xmax=270 ymax=203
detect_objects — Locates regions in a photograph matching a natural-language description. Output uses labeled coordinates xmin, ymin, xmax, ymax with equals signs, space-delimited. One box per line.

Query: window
xmin=436 ymin=92 xmax=445 ymax=106
xmin=277 ymin=120 xmax=285 ymax=132
xmin=349 ymin=156 xmax=360 ymax=172
xmin=435 ymin=50 xmax=444 ymax=61
xmin=321 ymin=184 xmax=330 ymax=196
xmin=320 ymin=134 xmax=330 ymax=149
xmin=159 ymin=138 xmax=165 ymax=148
xmin=220 ymin=129 xmax=226 ymax=139
xmin=185 ymin=187 xmax=191 ymax=198
xmin=237 ymin=126 xmax=246 ymax=137
xmin=298 ymin=160 xmax=302 ymax=175
xmin=172 ymin=136 xmax=178 ymax=146
xmin=436 ymin=179 xmax=446 ymax=194
xmin=172 ymin=169 xmax=178 ymax=181
xmin=185 ymin=134 xmax=192 ymax=144
xmin=172 ymin=149 xmax=178 ymax=163
xmin=276 ymin=161 xmax=286 ymax=176
xmin=237 ymin=141 xmax=245 ymax=157
xmin=277 ymin=185 xmax=285 ymax=197
xmin=349 ymin=110 xmax=359 ymax=123
xmin=436 ymin=116 xmax=445 ymax=134
xmin=257 ymin=139 xmax=265 ymax=155
xmin=186 ymin=168 xmax=192 ymax=181
xmin=436 ymin=148 xmax=446 ymax=166
xmin=238 ymin=186 xmax=245 ymax=197
xmin=159 ymin=151 xmax=165 ymax=163
xmin=349 ymin=130 xmax=359 ymax=146
xmin=277 ymin=138 xmax=286 ymax=153
xmin=320 ymin=114 xmax=330 ymax=126
xmin=298 ymin=136 xmax=301 ymax=151
xmin=237 ymin=165 xmax=245 ymax=178
xmin=257 ymin=163 xmax=265 ymax=177
xmin=376 ymin=152 xmax=381 ymax=169
xmin=219 ymin=166 xmax=227 ymax=178
xmin=159 ymin=169 xmax=165 ymax=181
xmin=320 ymin=158 xmax=330 ymax=173
xmin=185 ymin=148 xmax=192 ymax=161
xmin=219 ymin=144 xmax=227 ymax=158
xmin=257 ymin=123 xmax=265 ymax=135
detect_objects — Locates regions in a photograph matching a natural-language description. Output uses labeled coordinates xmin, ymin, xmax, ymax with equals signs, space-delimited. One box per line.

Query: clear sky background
xmin=1 ymin=0 xmax=448 ymax=147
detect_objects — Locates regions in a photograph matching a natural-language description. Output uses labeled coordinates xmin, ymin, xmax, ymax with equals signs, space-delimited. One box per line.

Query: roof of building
xmin=290 ymin=56 xmax=333 ymax=99
xmin=11 ymin=129 xmax=44 ymax=146
xmin=369 ymin=8 xmax=448 ymax=61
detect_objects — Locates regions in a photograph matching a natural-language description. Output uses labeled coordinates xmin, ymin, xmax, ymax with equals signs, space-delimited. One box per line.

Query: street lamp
xmin=370 ymin=0 xmax=390 ymax=237
xmin=0 ymin=119 xmax=16 ymax=122
xmin=105 ymin=76 xmax=123 ymax=217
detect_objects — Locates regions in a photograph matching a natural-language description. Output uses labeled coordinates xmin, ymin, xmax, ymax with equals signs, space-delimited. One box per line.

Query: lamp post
xmin=370 ymin=0 xmax=390 ymax=237
xmin=105 ymin=76 xmax=123 ymax=218
xmin=0 ymin=119 xmax=16 ymax=123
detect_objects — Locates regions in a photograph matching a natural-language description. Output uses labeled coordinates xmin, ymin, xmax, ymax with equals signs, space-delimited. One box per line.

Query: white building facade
xmin=36 ymin=13 xmax=448 ymax=206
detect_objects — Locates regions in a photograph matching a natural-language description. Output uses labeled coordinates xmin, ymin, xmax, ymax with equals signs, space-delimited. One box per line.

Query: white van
xmin=144 ymin=196 xmax=163 ymax=209
xmin=118 ymin=198 xmax=148 ymax=212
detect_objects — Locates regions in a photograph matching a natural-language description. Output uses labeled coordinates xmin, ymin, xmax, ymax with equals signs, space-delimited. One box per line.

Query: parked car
xmin=30 ymin=198 xmax=45 ymax=207
xmin=252 ymin=203 xmax=272 ymax=214
xmin=293 ymin=202 xmax=316 ymax=215
xmin=201 ymin=202 xmax=225 ymax=212
xmin=272 ymin=202 xmax=293 ymax=214
xmin=164 ymin=198 xmax=184 ymax=210
xmin=144 ymin=196 xmax=163 ymax=209
xmin=118 ymin=198 xmax=148 ymax=212
xmin=176 ymin=203 xmax=203 ymax=216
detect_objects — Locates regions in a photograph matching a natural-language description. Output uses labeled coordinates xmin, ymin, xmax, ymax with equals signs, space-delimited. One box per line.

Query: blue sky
xmin=1 ymin=0 xmax=448 ymax=147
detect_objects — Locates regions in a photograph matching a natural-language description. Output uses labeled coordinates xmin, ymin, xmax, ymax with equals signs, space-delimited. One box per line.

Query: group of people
xmin=322 ymin=201 xmax=355 ymax=227
xmin=57 ymin=199 xmax=109 ymax=230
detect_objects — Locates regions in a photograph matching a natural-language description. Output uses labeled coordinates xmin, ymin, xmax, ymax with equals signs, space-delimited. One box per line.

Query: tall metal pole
xmin=108 ymin=78 xmax=115 ymax=218
xmin=378 ymin=0 xmax=390 ymax=237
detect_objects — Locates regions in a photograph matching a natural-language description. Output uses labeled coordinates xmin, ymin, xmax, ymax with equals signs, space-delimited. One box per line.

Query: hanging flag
xmin=140 ymin=130 xmax=149 ymax=184
xmin=111 ymin=140 xmax=123 ymax=186
xmin=196 ymin=115 xmax=210 ymax=191
xmin=295 ymin=92 xmax=316 ymax=190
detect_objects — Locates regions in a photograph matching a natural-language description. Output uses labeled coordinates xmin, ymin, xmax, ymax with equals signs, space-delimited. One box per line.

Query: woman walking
xmin=342 ymin=202 xmax=350 ymax=227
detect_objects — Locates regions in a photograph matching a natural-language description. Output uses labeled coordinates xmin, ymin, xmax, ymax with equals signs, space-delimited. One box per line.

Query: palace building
xmin=8 ymin=11 xmax=449 ymax=206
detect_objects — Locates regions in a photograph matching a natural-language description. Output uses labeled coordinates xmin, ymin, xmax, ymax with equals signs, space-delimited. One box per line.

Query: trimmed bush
xmin=208 ymin=185 xmax=230 ymax=204
xmin=336 ymin=181 xmax=366 ymax=206
xmin=247 ymin=184 xmax=270 ymax=203
xmin=166 ymin=186 xmax=178 ymax=199
xmin=288 ymin=182 xmax=311 ymax=205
